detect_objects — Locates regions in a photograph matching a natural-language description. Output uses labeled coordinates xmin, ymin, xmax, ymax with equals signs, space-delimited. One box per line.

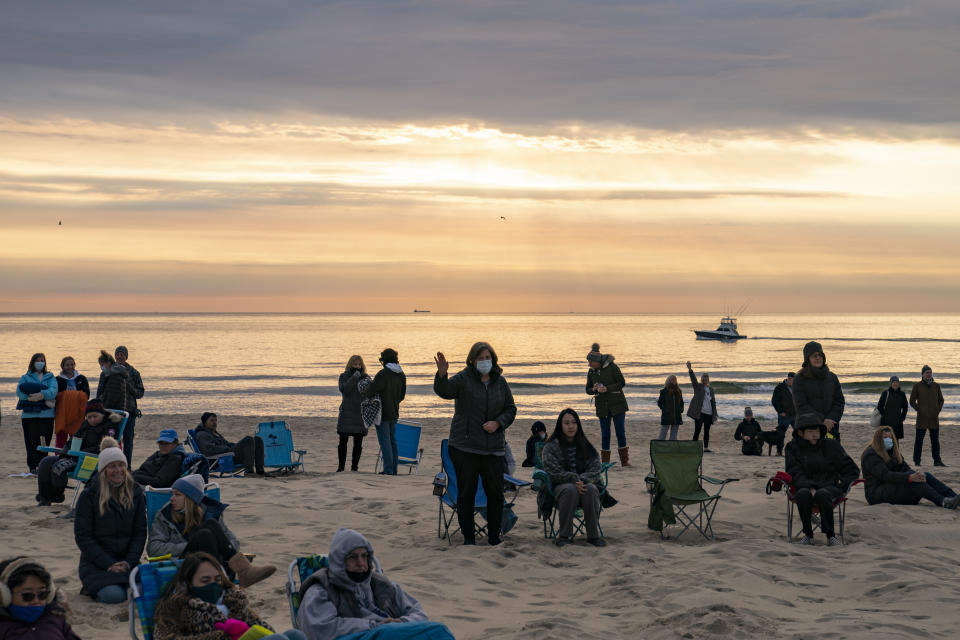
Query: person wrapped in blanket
xmin=297 ymin=528 xmax=455 ymax=640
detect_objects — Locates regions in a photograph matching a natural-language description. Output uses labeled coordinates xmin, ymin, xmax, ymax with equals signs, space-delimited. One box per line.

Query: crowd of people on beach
xmin=5 ymin=339 xmax=959 ymax=639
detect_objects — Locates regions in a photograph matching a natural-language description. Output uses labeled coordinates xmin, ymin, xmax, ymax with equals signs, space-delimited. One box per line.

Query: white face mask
xmin=475 ymin=360 xmax=493 ymax=375
xmin=883 ymin=437 xmax=894 ymax=450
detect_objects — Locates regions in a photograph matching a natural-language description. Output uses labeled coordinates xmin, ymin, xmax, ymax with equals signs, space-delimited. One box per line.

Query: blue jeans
xmin=376 ymin=420 xmax=398 ymax=475
xmin=777 ymin=414 xmax=796 ymax=430
xmin=96 ymin=584 xmax=127 ymax=603
xmin=598 ymin=413 xmax=627 ymax=450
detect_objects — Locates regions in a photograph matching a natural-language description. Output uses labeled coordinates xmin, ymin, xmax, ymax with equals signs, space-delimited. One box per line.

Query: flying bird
xmin=500 ymin=216 xmax=506 ymax=220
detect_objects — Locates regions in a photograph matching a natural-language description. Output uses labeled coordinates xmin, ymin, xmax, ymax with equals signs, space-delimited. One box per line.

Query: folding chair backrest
xmin=186 ymin=429 xmax=203 ymax=455
xmin=395 ymin=422 xmax=422 ymax=461
xmin=181 ymin=452 xmax=210 ymax=482
xmin=257 ymin=421 xmax=295 ymax=467
xmin=130 ymin=559 xmax=182 ymax=640
xmin=534 ymin=441 xmax=545 ymax=470
xmin=107 ymin=409 xmax=130 ymax=442
xmin=440 ymin=439 xmax=488 ymax=508
xmin=287 ymin=554 xmax=328 ymax=626
xmin=650 ymin=440 xmax=704 ymax=495
xmin=145 ymin=484 xmax=222 ymax=530
xmin=71 ymin=452 xmax=100 ymax=483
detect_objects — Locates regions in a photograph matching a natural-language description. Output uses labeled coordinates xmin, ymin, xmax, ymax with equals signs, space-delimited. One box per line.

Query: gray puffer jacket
xmin=146 ymin=502 xmax=239 ymax=558
xmin=434 ymin=367 xmax=516 ymax=453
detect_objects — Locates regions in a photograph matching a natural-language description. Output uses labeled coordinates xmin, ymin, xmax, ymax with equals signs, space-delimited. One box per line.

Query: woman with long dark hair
xmin=15 ymin=352 xmax=59 ymax=474
xmin=540 ymin=408 xmax=606 ymax=547
xmin=657 ymin=375 xmax=684 ymax=440
xmin=434 ymin=341 xmax=517 ymax=546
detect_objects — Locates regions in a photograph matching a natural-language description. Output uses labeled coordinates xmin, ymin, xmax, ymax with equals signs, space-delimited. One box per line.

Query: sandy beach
xmin=2 ymin=413 xmax=957 ymax=640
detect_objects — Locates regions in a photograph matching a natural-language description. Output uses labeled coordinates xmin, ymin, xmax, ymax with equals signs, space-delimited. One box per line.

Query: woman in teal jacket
xmin=16 ymin=353 xmax=59 ymax=473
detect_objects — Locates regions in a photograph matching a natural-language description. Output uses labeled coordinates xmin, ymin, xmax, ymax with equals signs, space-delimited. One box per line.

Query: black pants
xmin=886 ymin=422 xmax=905 ymax=441
xmin=794 ymin=486 xmax=842 ymax=537
xmin=914 ymin=428 xmax=942 ymax=465
xmin=122 ymin=413 xmax=137 ymax=467
xmin=22 ymin=417 xmax=54 ymax=472
xmin=448 ymin=445 xmax=504 ymax=543
xmin=37 ymin=456 xmax=77 ymax=502
xmin=337 ymin=433 xmax=364 ymax=471
xmin=692 ymin=414 xmax=714 ymax=449
xmin=183 ymin=520 xmax=237 ymax=565
xmin=234 ymin=436 xmax=265 ymax=474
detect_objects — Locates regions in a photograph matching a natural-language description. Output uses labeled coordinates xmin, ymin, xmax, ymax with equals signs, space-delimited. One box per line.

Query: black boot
xmin=350 ymin=437 xmax=362 ymax=472
xmin=337 ymin=441 xmax=347 ymax=472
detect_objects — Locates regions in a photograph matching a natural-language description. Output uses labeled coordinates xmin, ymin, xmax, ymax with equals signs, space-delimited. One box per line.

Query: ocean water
xmin=2 ymin=313 xmax=959 ymax=426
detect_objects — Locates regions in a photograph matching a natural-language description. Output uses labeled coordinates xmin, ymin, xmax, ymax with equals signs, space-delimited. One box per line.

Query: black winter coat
xmin=73 ymin=415 xmax=122 ymax=455
xmin=784 ymin=427 xmax=859 ymax=491
xmin=878 ymin=388 xmax=909 ymax=429
xmin=657 ymin=388 xmax=684 ymax=426
xmin=96 ymin=365 xmax=131 ymax=412
xmin=73 ymin=476 xmax=147 ymax=594
xmin=0 ymin=604 xmax=81 ymax=640
xmin=132 ymin=447 xmax=185 ymax=488
xmin=435 ymin=367 xmax=516 ymax=453
xmin=194 ymin=423 xmax=234 ymax=456
xmin=586 ymin=357 xmax=629 ymax=417
xmin=734 ymin=419 xmax=764 ymax=455
xmin=366 ymin=367 xmax=406 ymax=422
xmin=771 ymin=381 xmax=796 ymax=416
xmin=860 ymin=447 xmax=918 ymax=505
xmin=57 ymin=373 xmax=90 ymax=397
xmin=793 ymin=365 xmax=844 ymax=424
xmin=337 ymin=370 xmax=368 ymax=435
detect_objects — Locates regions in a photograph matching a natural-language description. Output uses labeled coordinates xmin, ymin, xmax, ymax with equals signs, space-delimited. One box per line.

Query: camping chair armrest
xmin=701 ymin=475 xmax=738 ymax=485
xmin=37 ymin=445 xmax=67 ymax=455
xmin=843 ymin=478 xmax=864 ymax=496
xmin=503 ymin=473 xmax=532 ymax=488
xmin=532 ymin=469 xmax=553 ymax=493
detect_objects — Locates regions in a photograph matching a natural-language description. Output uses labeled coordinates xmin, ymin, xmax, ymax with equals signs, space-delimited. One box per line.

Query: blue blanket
xmin=339 ymin=621 xmax=455 ymax=640
xmin=16 ymin=381 xmax=48 ymax=412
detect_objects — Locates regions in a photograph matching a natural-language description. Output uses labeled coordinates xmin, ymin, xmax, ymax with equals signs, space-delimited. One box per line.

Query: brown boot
xmin=601 ymin=450 xmax=611 ymax=464
xmin=228 ymin=553 xmax=276 ymax=588
xmin=617 ymin=447 xmax=632 ymax=467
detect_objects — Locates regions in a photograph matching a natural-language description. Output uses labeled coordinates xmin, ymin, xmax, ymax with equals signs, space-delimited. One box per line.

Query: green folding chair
xmin=646 ymin=440 xmax=737 ymax=541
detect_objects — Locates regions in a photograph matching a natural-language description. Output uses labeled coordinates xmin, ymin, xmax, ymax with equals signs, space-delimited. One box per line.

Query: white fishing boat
xmin=694 ymin=316 xmax=746 ymax=341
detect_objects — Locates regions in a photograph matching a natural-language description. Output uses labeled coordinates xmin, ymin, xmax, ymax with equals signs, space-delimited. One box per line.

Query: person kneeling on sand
xmin=147 ymin=474 xmax=276 ymax=588
xmin=195 ymin=412 xmax=265 ymax=476
xmin=861 ymin=426 xmax=960 ymax=510
xmin=0 ymin=557 xmax=81 ymax=640
xmin=734 ymin=407 xmax=779 ymax=456
xmin=154 ymin=552 xmax=304 ymax=640
xmin=297 ymin=528 xmax=455 ymax=640
xmin=785 ymin=416 xmax=860 ymax=546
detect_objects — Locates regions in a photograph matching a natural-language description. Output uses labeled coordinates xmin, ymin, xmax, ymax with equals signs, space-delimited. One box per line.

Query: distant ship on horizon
xmin=413 ymin=309 xmax=431 ymax=313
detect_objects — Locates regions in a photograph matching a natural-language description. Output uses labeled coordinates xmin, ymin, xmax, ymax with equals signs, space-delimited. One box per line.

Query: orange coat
xmin=55 ymin=389 xmax=88 ymax=437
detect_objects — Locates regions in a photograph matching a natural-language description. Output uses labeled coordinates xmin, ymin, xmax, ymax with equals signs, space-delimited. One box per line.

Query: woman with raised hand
xmin=540 ymin=408 xmax=606 ymax=547
xmin=337 ymin=355 xmax=370 ymax=472
xmin=0 ymin=557 xmax=81 ymax=640
xmin=586 ymin=343 xmax=631 ymax=467
xmin=434 ymin=342 xmax=517 ymax=546
xmin=16 ymin=352 xmax=59 ymax=474
xmin=861 ymin=426 xmax=960 ymax=509
xmin=657 ymin=375 xmax=684 ymax=440
xmin=73 ymin=438 xmax=147 ymax=603
xmin=147 ymin=474 xmax=276 ymax=588
xmin=153 ymin=552 xmax=304 ymax=640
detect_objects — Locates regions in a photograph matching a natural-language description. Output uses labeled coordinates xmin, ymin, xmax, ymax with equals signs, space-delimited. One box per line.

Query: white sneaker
xmin=828 ymin=536 xmax=843 ymax=546
xmin=797 ymin=535 xmax=814 ymax=545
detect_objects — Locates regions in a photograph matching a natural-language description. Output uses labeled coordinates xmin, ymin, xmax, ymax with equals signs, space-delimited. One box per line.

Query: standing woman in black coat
xmin=656 ymin=375 xmax=684 ymax=440
xmin=434 ymin=341 xmax=517 ymax=546
xmin=785 ymin=418 xmax=860 ymax=546
xmin=73 ymin=439 xmax=147 ymax=604
xmin=877 ymin=376 xmax=909 ymax=441
xmin=861 ymin=426 xmax=959 ymax=509
xmin=336 ymin=355 xmax=370 ymax=472
xmin=793 ymin=341 xmax=845 ymax=440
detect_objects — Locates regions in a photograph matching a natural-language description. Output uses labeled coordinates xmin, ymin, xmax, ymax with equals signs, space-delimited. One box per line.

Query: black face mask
xmin=346 ymin=568 xmax=371 ymax=583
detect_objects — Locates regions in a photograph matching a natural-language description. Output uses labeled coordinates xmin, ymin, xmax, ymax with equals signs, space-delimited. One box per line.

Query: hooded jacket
xmin=72 ymin=412 xmax=123 ymax=455
xmin=860 ymin=446 xmax=920 ymax=505
xmin=0 ymin=596 xmax=81 ymax=640
xmin=56 ymin=373 xmax=90 ymax=396
xmin=73 ymin=474 xmax=147 ymax=594
xmin=337 ymin=370 xmax=369 ymax=435
xmin=909 ymin=380 xmax=943 ymax=430
xmin=878 ymin=387 xmax=909 ymax=429
xmin=657 ymin=387 xmax=684 ymax=426
xmin=793 ymin=364 xmax=844 ymax=425
xmin=96 ymin=364 xmax=131 ymax=412
xmin=297 ymin=528 xmax=428 ymax=640
xmin=686 ymin=367 xmax=717 ymax=420
xmin=784 ymin=425 xmax=859 ymax=492
xmin=146 ymin=500 xmax=238 ymax=558
xmin=364 ymin=364 xmax=406 ymax=422
xmin=434 ymin=366 xmax=516 ymax=454
xmin=585 ymin=355 xmax=629 ymax=418
xmin=132 ymin=445 xmax=186 ymax=488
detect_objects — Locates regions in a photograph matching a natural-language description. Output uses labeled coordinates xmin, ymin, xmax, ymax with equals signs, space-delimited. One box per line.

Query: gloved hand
xmin=214 ymin=619 xmax=250 ymax=640
xmin=28 ymin=393 xmax=44 ymax=402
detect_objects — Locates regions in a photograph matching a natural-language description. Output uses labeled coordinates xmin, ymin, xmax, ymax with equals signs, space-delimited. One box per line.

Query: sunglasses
xmin=15 ymin=590 xmax=50 ymax=603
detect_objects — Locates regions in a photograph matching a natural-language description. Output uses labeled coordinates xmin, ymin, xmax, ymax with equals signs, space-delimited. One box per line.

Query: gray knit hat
xmin=172 ymin=474 xmax=204 ymax=505
xmin=587 ymin=343 xmax=603 ymax=363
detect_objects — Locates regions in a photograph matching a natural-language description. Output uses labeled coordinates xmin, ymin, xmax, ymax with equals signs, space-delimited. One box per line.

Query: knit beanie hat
xmin=172 ymin=474 xmax=205 ymax=505
xmin=380 ymin=348 xmax=399 ymax=364
xmin=85 ymin=399 xmax=106 ymax=416
xmin=587 ymin=343 xmax=603 ymax=363
xmin=803 ymin=341 xmax=824 ymax=365
xmin=200 ymin=412 xmax=216 ymax=427
xmin=889 ymin=375 xmax=899 ymax=383
xmin=744 ymin=407 xmax=753 ymax=416
xmin=97 ymin=446 xmax=127 ymax=470
xmin=921 ymin=365 xmax=932 ymax=375
xmin=115 ymin=345 xmax=128 ymax=357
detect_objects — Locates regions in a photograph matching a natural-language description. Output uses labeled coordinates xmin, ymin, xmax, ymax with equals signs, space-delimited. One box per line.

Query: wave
xmin=750 ymin=336 xmax=960 ymax=344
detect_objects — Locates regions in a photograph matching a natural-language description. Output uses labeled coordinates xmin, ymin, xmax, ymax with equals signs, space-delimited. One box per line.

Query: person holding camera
xmin=586 ymin=343 xmax=630 ymax=467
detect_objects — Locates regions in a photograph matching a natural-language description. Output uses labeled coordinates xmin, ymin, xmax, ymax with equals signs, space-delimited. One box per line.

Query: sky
xmin=2 ymin=0 xmax=960 ymax=312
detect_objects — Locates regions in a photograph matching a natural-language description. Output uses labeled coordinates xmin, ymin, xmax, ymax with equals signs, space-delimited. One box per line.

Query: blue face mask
xmin=189 ymin=582 xmax=223 ymax=604
xmin=475 ymin=360 xmax=493 ymax=375
xmin=8 ymin=604 xmax=45 ymax=623
xmin=883 ymin=437 xmax=894 ymax=450
xmin=33 ymin=361 xmax=45 ymax=371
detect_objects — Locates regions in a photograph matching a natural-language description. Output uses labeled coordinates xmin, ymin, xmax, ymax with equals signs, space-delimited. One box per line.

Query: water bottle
xmin=432 ymin=471 xmax=446 ymax=496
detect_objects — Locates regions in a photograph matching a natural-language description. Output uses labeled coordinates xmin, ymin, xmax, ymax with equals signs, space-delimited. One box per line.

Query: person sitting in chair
xmin=540 ymin=408 xmax=606 ymax=548
xmin=194 ymin=413 xmax=265 ymax=476
xmin=132 ymin=429 xmax=185 ymax=488
xmin=522 ymin=421 xmax=547 ymax=467
xmin=861 ymin=426 xmax=960 ymax=510
xmin=147 ymin=474 xmax=275 ymax=588
xmin=297 ymin=528 xmax=454 ymax=640
xmin=0 ymin=557 xmax=81 ymax=640
xmin=784 ymin=415 xmax=860 ymax=546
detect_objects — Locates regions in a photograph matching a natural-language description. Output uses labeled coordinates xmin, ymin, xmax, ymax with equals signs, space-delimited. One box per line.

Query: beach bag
xmin=357 ymin=376 xmax=381 ymax=430
xmin=869 ymin=408 xmax=882 ymax=428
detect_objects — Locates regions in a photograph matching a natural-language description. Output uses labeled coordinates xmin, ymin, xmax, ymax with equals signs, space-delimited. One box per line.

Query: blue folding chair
xmin=374 ymin=421 xmax=424 ymax=474
xmin=436 ymin=439 xmax=530 ymax=544
xmin=144 ymin=483 xmax=221 ymax=531
xmin=185 ymin=428 xmax=243 ymax=478
xmin=256 ymin=421 xmax=306 ymax=474
xmin=128 ymin=558 xmax=182 ymax=640
xmin=286 ymin=553 xmax=383 ymax=629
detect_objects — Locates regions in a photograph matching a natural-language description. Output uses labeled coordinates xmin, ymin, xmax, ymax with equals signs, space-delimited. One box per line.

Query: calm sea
xmin=2 ymin=313 xmax=959 ymax=425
